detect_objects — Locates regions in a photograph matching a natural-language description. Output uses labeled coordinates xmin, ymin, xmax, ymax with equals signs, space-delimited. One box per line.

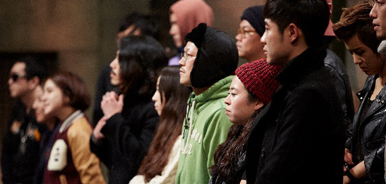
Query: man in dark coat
xmin=245 ymin=0 xmax=346 ymax=183
xmin=2 ymin=57 xmax=47 ymax=184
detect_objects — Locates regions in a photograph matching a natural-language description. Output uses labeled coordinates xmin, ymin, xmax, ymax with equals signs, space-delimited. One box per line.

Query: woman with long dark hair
xmin=41 ymin=71 xmax=105 ymax=184
xmin=90 ymin=36 xmax=168 ymax=184
xmin=209 ymin=60 xmax=281 ymax=184
xmin=129 ymin=66 xmax=191 ymax=184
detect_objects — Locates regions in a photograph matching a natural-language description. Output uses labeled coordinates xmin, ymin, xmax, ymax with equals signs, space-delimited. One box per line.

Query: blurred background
xmin=0 ymin=0 xmax=364 ymax=181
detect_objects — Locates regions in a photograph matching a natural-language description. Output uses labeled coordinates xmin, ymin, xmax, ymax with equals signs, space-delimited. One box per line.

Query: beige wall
xmin=0 ymin=0 xmax=150 ymax=118
xmin=0 ymin=0 xmax=367 ymax=116
xmin=0 ymin=0 xmax=268 ymax=124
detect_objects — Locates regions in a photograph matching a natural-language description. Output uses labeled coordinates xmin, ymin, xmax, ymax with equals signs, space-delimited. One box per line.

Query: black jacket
xmin=90 ymin=92 xmax=159 ymax=184
xmin=246 ymin=47 xmax=346 ymax=184
xmin=1 ymin=101 xmax=43 ymax=184
xmin=324 ymin=49 xmax=355 ymax=134
xmin=347 ymin=75 xmax=386 ymax=183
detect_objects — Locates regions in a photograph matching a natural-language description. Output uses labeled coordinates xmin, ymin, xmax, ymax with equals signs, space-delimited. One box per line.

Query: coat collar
xmin=276 ymin=47 xmax=326 ymax=90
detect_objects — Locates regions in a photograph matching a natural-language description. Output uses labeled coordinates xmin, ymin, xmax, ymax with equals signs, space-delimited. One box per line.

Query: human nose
xmin=8 ymin=77 xmax=13 ymax=85
xmin=353 ymin=54 xmax=362 ymax=65
xmin=370 ymin=3 xmax=377 ymax=19
xmin=32 ymin=100 xmax=38 ymax=110
xmin=110 ymin=57 xmax=118 ymax=69
xmin=236 ymin=28 xmax=244 ymax=41
xmin=224 ymin=94 xmax=231 ymax=105
xmin=235 ymin=32 xmax=242 ymax=41
xmin=169 ymin=25 xmax=176 ymax=36
xmin=41 ymin=93 xmax=47 ymax=103
xmin=151 ymin=92 xmax=157 ymax=102
xmin=260 ymin=32 xmax=267 ymax=45
xmin=179 ymin=56 xmax=185 ymax=66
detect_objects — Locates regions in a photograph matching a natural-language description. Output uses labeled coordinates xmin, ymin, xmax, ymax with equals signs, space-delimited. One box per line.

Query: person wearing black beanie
xmin=236 ymin=5 xmax=266 ymax=63
xmin=175 ymin=23 xmax=238 ymax=184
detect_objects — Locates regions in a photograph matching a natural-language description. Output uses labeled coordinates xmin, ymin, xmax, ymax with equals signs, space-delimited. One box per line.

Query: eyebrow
xmin=241 ymin=25 xmax=252 ymax=29
xmin=349 ymin=46 xmax=363 ymax=51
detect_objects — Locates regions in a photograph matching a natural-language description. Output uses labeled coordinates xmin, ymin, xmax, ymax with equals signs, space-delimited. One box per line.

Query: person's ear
xmin=63 ymin=95 xmax=71 ymax=106
xmin=28 ymin=76 xmax=40 ymax=90
xmin=254 ymin=101 xmax=264 ymax=111
xmin=287 ymin=23 xmax=300 ymax=43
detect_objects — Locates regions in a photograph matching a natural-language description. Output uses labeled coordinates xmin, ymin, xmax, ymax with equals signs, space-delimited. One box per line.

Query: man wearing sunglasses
xmin=2 ymin=56 xmax=47 ymax=184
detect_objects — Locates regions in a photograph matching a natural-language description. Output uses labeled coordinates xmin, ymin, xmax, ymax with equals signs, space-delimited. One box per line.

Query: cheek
xmin=36 ymin=105 xmax=44 ymax=113
xmin=49 ymin=94 xmax=64 ymax=109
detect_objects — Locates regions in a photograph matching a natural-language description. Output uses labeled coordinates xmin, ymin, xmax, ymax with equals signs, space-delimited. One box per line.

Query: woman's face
xmin=152 ymin=76 xmax=165 ymax=116
xmin=41 ymin=79 xmax=68 ymax=117
xmin=110 ymin=50 xmax=121 ymax=86
xmin=224 ymin=76 xmax=262 ymax=126
xmin=344 ymin=34 xmax=386 ymax=76
xmin=32 ymin=94 xmax=47 ymax=123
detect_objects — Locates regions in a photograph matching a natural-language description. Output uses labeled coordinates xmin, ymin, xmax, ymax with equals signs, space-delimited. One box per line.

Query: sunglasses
xmin=9 ymin=73 xmax=27 ymax=82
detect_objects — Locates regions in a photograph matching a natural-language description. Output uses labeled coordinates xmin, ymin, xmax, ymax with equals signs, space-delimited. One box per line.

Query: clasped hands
xmin=93 ymin=91 xmax=124 ymax=141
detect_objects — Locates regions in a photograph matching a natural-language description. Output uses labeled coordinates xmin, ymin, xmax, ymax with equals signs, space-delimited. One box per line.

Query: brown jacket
xmin=44 ymin=111 xmax=105 ymax=184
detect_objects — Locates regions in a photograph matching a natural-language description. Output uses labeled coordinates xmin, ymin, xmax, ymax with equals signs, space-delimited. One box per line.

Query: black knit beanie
xmin=241 ymin=5 xmax=265 ymax=37
xmin=185 ymin=23 xmax=238 ymax=88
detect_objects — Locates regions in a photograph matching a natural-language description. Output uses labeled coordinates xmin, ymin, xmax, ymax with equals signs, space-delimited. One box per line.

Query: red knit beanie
xmin=235 ymin=59 xmax=282 ymax=104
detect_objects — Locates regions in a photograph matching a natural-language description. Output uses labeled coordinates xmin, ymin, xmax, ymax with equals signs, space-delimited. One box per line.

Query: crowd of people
xmin=2 ymin=0 xmax=386 ymax=183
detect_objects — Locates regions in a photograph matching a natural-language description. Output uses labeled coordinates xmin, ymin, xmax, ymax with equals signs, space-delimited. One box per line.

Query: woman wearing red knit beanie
xmin=209 ymin=59 xmax=282 ymax=184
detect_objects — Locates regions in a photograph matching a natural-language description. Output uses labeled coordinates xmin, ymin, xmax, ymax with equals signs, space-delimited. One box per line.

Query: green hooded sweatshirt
xmin=175 ymin=76 xmax=233 ymax=184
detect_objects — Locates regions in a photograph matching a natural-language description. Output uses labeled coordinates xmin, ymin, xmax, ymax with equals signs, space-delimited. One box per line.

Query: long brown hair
xmin=210 ymin=91 xmax=260 ymax=182
xmin=137 ymin=66 xmax=191 ymax=182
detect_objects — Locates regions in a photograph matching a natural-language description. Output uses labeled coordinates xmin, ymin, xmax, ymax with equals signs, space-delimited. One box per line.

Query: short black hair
xmin=118 ymin=12 xmax=160 ymax=41
xmin=16 ymin=56 xmax=48 ymax=82
xmin=264 ymin=0 xmax=329 ymax=48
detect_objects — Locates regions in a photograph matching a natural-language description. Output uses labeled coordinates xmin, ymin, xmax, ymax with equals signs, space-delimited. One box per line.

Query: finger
xmin=118 ymin=94 xmax=124 ymax=104
xmin=101 ymin=115 xmax=108 ymax=121
xmin=112 ymin=91 xmax=119 ymax=100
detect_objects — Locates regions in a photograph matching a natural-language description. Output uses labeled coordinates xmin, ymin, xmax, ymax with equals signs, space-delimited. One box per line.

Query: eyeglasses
xmin=237 ymin=28 xmax=256 ymax=38
xmin=180 ymin=53 xmax=196 ymax=63
xmin=9 ymin=73 xmax=27 ymax=82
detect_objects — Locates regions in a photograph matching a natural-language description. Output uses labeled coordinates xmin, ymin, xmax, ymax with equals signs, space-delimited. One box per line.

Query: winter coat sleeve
xmin=68 ymin=118 xmax=106 ymax=184
xmin=100 ymin=102 xmax=159 ymax=166
xmin=89 ymin=131 xmax=111 ymax=168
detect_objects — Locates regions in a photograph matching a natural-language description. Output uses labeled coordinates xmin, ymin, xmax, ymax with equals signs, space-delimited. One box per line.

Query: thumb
xmin=118 ymin=94 xmax=125 ymax=103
